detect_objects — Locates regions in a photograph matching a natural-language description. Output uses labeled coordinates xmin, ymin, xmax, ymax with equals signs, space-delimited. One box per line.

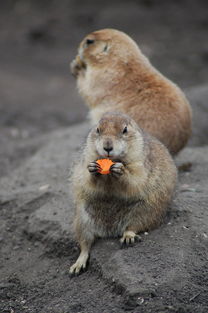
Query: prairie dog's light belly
xmin=85 ymin=197 xmax=141 ymax=238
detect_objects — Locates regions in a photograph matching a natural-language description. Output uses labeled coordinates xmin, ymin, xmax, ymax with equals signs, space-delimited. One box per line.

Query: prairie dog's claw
xmin=120 ymin=231 xmax=141 ymax=247
xmin=69 ymin=253 xmax=89 ymax=276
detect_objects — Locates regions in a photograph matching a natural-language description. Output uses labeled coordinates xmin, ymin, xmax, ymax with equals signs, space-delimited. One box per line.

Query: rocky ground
xmin=0 ymin=1 xmax=208 ymax=312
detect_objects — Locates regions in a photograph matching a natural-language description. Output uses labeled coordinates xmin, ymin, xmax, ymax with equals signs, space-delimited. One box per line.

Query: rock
xmin=0 ymin=121 xmax=207 ymax=306
xmin=186 ymin=84 xmax=208 ymax=147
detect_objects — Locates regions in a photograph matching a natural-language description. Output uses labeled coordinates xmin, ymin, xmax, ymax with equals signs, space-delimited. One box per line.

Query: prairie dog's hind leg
xmin=69 ymin=208 xmax=95 ymax=275
xmin=69 ymin=237 xmax=94 ymax=275
xmin=120 ymin=230 xmax=141 ymax=247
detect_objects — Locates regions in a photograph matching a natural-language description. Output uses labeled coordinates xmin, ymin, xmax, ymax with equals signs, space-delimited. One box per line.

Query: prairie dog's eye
xmin=123 ymin=126 xmax=128 ymax=134
xmin=96 ymin=128 xmax=100 ymax=134
xmin=86 ymin=39 xmax=95 ymax=45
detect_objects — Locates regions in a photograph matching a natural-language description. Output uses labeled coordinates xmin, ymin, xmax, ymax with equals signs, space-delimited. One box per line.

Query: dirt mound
xmin=0 ymin=121 xmax=208 ymax=313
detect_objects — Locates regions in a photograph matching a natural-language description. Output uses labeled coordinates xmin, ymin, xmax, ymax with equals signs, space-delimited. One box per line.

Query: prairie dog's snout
xmin=98 ymin=136 xmax=124 ymax=158
xmin=103 ymin=138 xmax=113 ymax=155
xmin=95 ymin=130 xmax=126 ymax=159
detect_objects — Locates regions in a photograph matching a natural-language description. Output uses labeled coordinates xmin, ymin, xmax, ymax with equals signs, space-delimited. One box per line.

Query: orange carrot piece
xmin=96 ymin=159 xmax=115 ymax=175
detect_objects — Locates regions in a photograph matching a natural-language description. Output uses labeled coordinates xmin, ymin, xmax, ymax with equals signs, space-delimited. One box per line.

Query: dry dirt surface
xmin=0 ymin=1 xmax=208 ymax=313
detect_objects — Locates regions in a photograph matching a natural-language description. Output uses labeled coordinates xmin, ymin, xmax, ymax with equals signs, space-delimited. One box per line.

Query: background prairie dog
xmin=71 ymin=28 xmax=192 ymax=155
xmin=69 ymin=112 xmax=177 ymax=274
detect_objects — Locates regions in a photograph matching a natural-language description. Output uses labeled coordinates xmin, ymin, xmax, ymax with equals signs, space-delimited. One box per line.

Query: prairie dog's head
xmin=87 ymin=112 xmax=144 ymax=161
xmin=71 ymin=28 xmax=140 ymax=76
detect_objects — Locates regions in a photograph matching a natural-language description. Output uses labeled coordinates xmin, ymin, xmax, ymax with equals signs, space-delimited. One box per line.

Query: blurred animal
xmin=71 ymin=28 xmax=192 ymax=155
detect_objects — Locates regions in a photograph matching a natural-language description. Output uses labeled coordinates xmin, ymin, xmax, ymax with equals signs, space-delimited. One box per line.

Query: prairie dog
xmin=69 ymin=112 xmax=177 ymax=274
xmin=71 ymin=28 xmax=192 ymax=155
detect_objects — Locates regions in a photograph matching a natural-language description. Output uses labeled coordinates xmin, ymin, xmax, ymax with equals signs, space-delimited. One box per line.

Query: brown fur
xmin=71 ymin=28 xmax=192 ymax=155
xmin=69 ymin=112 xmax=177 ymax=274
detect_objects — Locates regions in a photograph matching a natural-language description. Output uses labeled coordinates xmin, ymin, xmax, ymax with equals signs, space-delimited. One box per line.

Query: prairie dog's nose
xmin=104 ymin=146 xmax=113 ymax=153
xmin=103 ymin=140 xmax=113 ymax=153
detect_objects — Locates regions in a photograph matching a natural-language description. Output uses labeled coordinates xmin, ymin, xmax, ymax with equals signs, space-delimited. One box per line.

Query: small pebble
xmin=10 ymin=128 xmax=20 ymax=138
xmin=13 ymin=245 xmax=20 ymax=250
xmin=137 ymin=297 xmax=144 ymax=305
xmin=39 ymin=184 xmax=50 ymax=191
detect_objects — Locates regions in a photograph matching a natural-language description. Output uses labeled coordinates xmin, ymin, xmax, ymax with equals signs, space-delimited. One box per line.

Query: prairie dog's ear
xmin=94 ymin=41 xmax=110 ymax=55
xmin=103 ymin=43 xmax=109 ymax=53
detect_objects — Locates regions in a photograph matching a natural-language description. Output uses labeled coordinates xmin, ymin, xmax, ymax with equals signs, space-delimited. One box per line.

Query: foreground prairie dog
xmin=71 ymin=28 xmax=192 ymax=155
xmin=69 ymin=112 xmax=177 ymax=274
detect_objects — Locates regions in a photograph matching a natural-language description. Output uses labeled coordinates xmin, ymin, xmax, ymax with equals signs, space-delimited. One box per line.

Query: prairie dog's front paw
xmin=111 ymin=162 xmax=124 ymax=177
xmin=70 ymin=56 xmax=85 ymax=77
xmin=70 ymin=59 xmax=79 ymax=77
xmin=88 ymin=161 xmax=101 ymax=175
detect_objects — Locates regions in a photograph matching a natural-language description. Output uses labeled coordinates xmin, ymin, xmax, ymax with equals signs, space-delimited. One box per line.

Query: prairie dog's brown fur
xmin=71 ymin=28 xmax=192 ymax=155
xmin=69 ymin=112 xmax=177 ymax=274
